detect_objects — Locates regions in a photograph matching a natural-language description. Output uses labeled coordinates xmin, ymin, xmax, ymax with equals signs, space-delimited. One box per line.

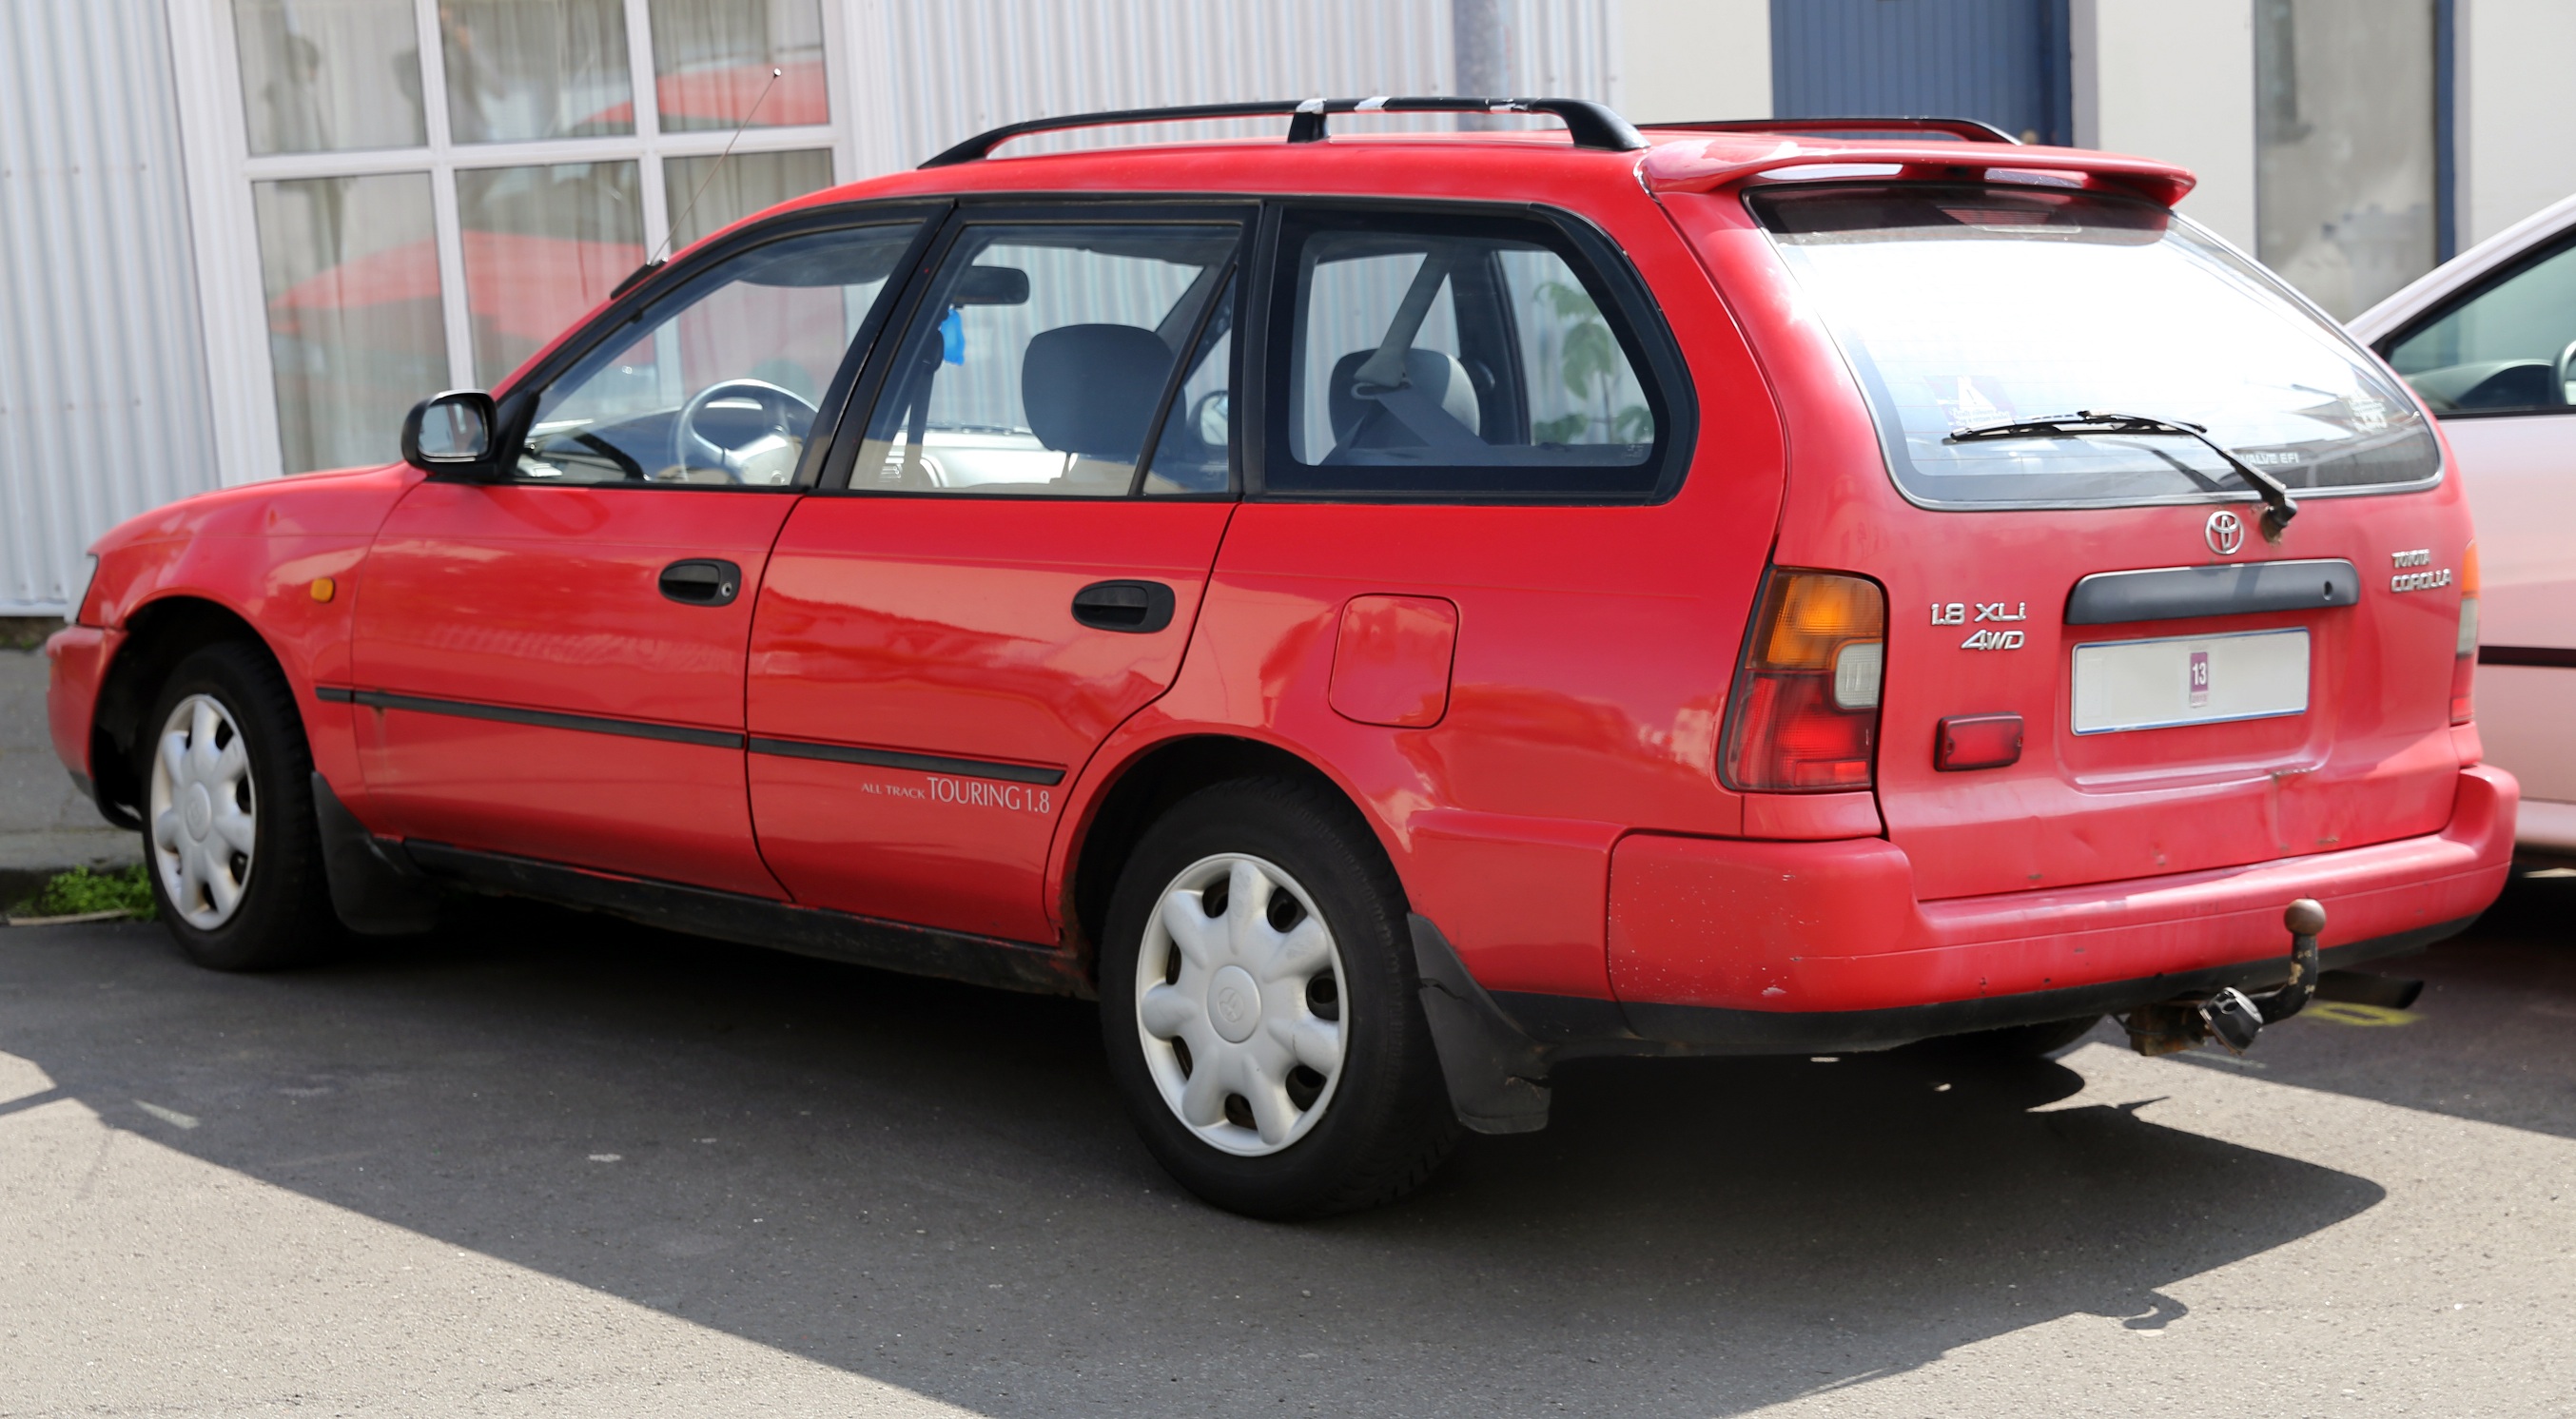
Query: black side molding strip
xmin=317 ymin=687 xmax=742 ymax=749
xmin=319 ymin=687 xmax=1067 ymax=784
xmin=747 ymin=735 xmax=1064 ymax=786
xmin=396 ymin=839 xmax=1090 ymax=998
xmin=2065 ymin=558 xmax=2359 ymax=625
xmin=2479 ymin=645 xmax=2576 ymax=669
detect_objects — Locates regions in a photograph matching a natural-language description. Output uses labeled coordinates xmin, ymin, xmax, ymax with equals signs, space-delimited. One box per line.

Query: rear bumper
xmin=1567 ymin=765 xmax=2515 ymax=1052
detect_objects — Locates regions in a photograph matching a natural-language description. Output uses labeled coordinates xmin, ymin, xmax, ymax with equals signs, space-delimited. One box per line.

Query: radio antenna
xmin=647 ymin=65 xmax=782 ymax=269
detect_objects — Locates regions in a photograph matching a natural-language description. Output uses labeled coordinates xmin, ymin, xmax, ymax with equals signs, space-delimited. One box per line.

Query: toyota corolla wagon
xmin=48 ymin=100 xmax=2514 ymax=1217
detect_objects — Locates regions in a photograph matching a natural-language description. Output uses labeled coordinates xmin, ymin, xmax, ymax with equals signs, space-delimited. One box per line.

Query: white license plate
xmin=2070 ymin=628 xmax=2310 ymax=734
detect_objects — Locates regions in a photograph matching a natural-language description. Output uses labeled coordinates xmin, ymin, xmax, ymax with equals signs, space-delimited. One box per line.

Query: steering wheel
xmin=2555 ymin=340 xmax=2576 ymax=408
xmin=673 ymin=378 xmax=818 ymax=485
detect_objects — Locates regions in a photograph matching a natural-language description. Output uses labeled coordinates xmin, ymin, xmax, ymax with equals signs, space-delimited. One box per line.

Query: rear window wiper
xmin=1946 ymin=410 xmax=2298 ymax=540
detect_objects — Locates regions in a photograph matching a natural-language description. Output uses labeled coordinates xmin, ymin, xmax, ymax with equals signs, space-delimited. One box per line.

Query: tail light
xmin=2451 ymin=541 xmax=2479 ymax=725
xmin=1721 ymin=569 xmax=1885 ymax=791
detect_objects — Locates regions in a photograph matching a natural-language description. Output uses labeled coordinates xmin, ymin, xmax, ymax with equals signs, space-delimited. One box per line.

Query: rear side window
xmin=1266 ymin=208 xmax=1679 ymax=500
xmin=2384 ymin=236 xmax=2576 ymax=415
xmin=1752 ymin=185 xmax=2440 ymax=509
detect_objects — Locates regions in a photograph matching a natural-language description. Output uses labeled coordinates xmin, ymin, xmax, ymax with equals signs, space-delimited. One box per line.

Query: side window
xmin=850 ymin=223 xmax=1241 ymax=496
xmin=2386 ymin=237 xmax=2576 ymax=415
xmin=517 ymin=221 xmax=922 ymax=486
xmin=1270 ymin=209 xmax=1672 ymax=499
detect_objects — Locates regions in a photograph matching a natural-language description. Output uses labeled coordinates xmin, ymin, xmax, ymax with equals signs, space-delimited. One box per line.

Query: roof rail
xmin=919 ymin=96 xmax=1649 ymax=168
xmin=1640 ymin=116 xmax=2021 ymax=145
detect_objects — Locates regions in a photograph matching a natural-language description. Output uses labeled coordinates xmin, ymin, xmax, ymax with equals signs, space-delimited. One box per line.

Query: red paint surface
xmin=745 ymin=496 xmax=1233 ymax=942
xmin=349 ymin=480 xmax=793 ymax=897
xmin=1329 ymin=595 xmax=1458 ymax=728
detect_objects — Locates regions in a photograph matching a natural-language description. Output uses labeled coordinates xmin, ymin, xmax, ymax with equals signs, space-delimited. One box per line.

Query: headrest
xmin=1329 ymin=347 xmax=1481 ymax=446
xmin=1023 ymin=323 xmax=1173 ymax=461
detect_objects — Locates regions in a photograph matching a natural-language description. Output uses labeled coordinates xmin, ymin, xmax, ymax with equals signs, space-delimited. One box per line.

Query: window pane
xmin=1752 ymin=185 xmax=2440 ymax=507
xmin=2386 ymin=241 xmax=2576 ymax=413
xmin=439 ymin=0 xmax=633 ymax=144
xmin=663 ymin=147 xmax=834 ymax=252
xmin=855 ymin=225 xmax=1240 ymax=496
xmin=457 ymin=161 xmax=644 ymax=383
xmin=1276 ymin=215 xmax=1662 ymax=497
xmin=231 ymin=0 xmax=425 ymax=155
xmin=2256 ymin=0 xmax=2437 ymax=320
xmin=523 ymin=223 xmax=922 ymax=485
xmin=252 ymin=173 xmax=448 ymax=473
xmin=1141 ymin=272 xmax=1236 ymax=495
xmin=649 ymin=0 xmax=829 ymax=132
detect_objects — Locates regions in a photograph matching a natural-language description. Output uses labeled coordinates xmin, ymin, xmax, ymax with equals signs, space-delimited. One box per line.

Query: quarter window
xmin=1269 ymin=209 xmax=1670 ymax=499
xmin=2384 ymin=238 xmax=2576 ymax=415
xmin=849 ymin=224 xmax=1242 ymax=496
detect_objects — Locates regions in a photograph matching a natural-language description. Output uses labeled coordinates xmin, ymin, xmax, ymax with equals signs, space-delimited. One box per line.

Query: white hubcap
xmin=1135 ymin=854 xmax=1347 ymax=1157
xmin=148 ymin=693 xmax=257 ymax=930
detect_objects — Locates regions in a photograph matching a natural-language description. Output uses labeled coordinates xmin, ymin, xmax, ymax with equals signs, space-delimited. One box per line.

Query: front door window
xmin=517 ymin=221 xmax=920 ymax=486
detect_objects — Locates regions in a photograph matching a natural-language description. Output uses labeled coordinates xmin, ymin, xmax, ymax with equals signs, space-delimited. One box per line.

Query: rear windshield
xmin=1750 ymin=185 xmax=2440 ymax=509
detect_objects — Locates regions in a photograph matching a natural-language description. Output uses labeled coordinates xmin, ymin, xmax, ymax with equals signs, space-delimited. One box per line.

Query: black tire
xmin=1099 ymin=776 xmax=1459 ymax=1218
xmin=136 ymin=641 xmax=342 ymax=970
xmin=1918 ymin=1014 xmax=2103 ymax=1062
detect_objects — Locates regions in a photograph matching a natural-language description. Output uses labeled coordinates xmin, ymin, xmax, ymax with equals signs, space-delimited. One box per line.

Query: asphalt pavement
xmin=3 ymin=872 xmax=2571 ymax=1417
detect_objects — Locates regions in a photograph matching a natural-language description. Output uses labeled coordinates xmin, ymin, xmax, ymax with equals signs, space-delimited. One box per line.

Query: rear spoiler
xmin=1639 ymin=139 xmax=2196 ymax=208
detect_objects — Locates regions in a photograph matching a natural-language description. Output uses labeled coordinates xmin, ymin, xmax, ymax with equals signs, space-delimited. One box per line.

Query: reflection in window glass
xmin=2386 ymin=242 xmax=2576 ymax=413
xmin=439 ymin=0 xmax=633 ymax=144
xmin=663 ymin=147 xmax=834 ymax=252
xmin=251 ymin=173 xmax=449 ymax=473
xmin=457 ymin=162 xmax=644 ymax=383
xmin=524 ymin=224 xmax=921 ymax=485
xmin=649 ymin=0 xmax=829 ymax=131
xmin=1278 ymin=221 xmax=1658 ymax=497
xmin=2255 ymin=0 xmax=2437 ymax=320
xmin=231 ymin=0 xmax=426 ymax=155
xmin=856 ymin=225 xmax=1239 ymax=496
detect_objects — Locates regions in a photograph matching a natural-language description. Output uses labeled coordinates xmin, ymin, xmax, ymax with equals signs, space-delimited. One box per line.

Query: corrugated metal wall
xmin=0 ymin=0 xmax=221 ymax=614
xmin=851 ymin=0 xmax=1617 ymax=173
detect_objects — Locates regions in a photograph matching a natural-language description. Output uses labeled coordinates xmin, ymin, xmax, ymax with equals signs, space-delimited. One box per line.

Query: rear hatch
xmin=1749 ymin=183 xmax=2469 ymax=900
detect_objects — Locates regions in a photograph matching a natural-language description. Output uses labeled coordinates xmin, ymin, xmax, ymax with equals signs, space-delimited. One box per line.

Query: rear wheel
xmin=1099 ymin=777 xmax=1456 ymax=1218
xmin=140 ymin=642 xmax=340 ymax=970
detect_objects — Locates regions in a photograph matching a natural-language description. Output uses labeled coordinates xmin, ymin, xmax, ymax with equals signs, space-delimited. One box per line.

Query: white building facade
xmin=3 ymin=0 xmax=2566 ymax=614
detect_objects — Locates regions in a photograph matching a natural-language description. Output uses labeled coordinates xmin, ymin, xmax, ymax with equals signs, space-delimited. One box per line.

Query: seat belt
xmin=1349 ymin=248 xmax=1487 ymax=453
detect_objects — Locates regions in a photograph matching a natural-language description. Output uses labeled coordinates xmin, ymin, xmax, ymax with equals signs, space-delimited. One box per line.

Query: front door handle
xmin=659 ymin=558 xmax=742 ymax=606
xmin=1070 ymin=579 xmax=1176 ymax=633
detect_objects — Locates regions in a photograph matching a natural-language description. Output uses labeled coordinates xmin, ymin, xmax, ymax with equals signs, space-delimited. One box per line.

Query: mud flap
xmin=311 ymin=772 xmax=440 ymax=935
xmin=1408 ymin=913 xmax=1552 ymax=1134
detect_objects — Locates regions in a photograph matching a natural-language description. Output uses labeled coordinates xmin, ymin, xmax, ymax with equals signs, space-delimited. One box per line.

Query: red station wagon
xmin=46 ymin=100 xmax=2516 ymax=1217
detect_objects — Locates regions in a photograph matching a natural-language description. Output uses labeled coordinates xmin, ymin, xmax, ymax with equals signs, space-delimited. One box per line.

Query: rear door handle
xmin=1070 ymin=579 xmax=1176 ymax=633
xmin=659 ymin=558 xmax=742 ymax=606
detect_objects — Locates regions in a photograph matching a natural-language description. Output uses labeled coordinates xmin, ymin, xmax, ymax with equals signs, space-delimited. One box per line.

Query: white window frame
xmin=166 ymin=0 xmax=860 ymax=485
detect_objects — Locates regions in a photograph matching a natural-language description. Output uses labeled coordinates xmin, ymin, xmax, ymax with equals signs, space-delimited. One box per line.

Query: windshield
xmin=1750 ymin=185 xmax=2440 ymax=509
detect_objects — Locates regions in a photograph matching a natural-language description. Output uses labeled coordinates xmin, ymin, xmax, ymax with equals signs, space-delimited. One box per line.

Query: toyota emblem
xmin=2205 ymin=510 xmax=2246 ymax=556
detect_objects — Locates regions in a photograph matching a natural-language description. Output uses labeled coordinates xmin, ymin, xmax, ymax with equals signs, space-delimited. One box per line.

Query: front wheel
xmin=1099 ymin=778 xmax=1457 ymax=1218
xmin=141 ymin=642 xmax=341 ymax=970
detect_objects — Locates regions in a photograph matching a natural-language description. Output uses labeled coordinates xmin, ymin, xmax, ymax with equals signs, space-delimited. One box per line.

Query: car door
xmin=348 ymin=213 xmax=932 ymax=896
xmin=2380 ymin=231 xmax=2576 ymax=828
xmin=745 ymin=205 xmax=1246 ymax=943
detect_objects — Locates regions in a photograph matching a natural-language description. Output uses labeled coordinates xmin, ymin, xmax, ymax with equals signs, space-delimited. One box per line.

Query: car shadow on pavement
xmin=1 ymin=900 xmax=2388 ymax=1416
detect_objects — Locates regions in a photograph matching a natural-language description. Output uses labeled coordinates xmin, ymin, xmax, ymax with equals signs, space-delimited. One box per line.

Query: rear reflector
xmin=1935 ymin=713 xmax=2023 ymax=771
xmin=2453 ymin=542 xmax=2480 ymax=725
xmin=1722 ymin=570 xmax=1885 ymax=791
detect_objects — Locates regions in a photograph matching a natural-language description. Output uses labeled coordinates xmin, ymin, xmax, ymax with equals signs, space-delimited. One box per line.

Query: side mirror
xmin=400 ymin=390 xmax=500 ymax=476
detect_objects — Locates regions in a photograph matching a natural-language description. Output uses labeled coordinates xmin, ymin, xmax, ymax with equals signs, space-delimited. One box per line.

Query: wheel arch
xmin=1064 ymin=732 xmax=1398 ymax=970
xmin=90 ymin=595 xmax=287 ymax=822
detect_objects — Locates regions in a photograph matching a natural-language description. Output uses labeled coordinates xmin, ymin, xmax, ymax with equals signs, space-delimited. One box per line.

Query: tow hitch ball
xmin=2123 ymin=899 xmax=2327 ymax=1057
